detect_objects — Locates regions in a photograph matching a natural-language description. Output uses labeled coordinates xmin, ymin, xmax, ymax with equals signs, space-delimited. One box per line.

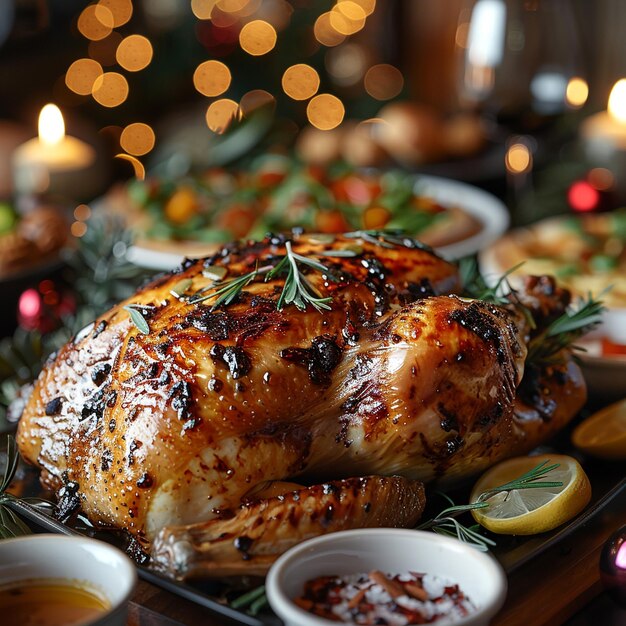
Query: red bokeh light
xmin=18 ymin=288 xmax=43 ymax=330
xmin=567 ymin=180 xmax=600 ymax=213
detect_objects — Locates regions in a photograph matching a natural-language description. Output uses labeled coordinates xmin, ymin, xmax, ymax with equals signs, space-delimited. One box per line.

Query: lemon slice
xmin=572 ymin=398 xmax=626 ymax=460
xmin=469 ymin=454 xmax=592 ymax=535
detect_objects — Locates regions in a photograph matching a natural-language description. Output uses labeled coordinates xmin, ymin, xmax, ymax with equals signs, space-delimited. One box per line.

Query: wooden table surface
xmin=126 ymin=486 xmax=626 ymax=626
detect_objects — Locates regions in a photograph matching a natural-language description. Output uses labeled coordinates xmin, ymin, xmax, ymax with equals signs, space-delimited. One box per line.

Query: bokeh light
xmin=116 ymin=35 xmax=153 ymax=72
xmin=568 ymin=180 xmax=599 ymax=212
xmin=88 ymin=32 xmax=123 ymax=66
xmin=71 ymin=221 xmax=88 ymax=237
xmin=239 ymin=89 xmax=276 ymax=115
xmin=206 ymin=98 xmax=240 ymax=133
xmin=92 ymin=72 xmax=129 ymax=107
xmin=344 ymin=0 xmax=376 ymax=16
xmin=505 ymin=143 xmax=532 ymax=174
xmin=115 ymin=153 xmax=146 ymax=179
xmin=193 ymin=60 xmax=232 ymax=97
xmin=565 ymin=77 xmax=589 ymax=108
xmin=306 ymin=94 xmax=345 ymax=130
xmin=77 ymin=5 xmax=114 ymax=41
xmin=120 ymin=123 xmax=156 ymax=156
xmin=313 ymin=12 xmax=345 ymax=47
xmin=282 ymin=64 xmax=320 ymax=101
xmin=217 ymin=0 xmax=249 ymax=12
xmin=65 ymin=59 xmax=104 ymax=96
xmin=239 ymin=20 xmax=277 ymax=56
xmin=325 ymin=43 xmax=367 ymax=86
xmin=74 ymin=204 xmax=92 ymax=221
xmin=364 ymin=64 xmax=404 ymax=100
xmin=191 ymin=0 xmax=218 ymax=19
xmin=330 ymin=2 xmax=366 ymax=36
xmin=98 ymin=0 xmax=133 ymax=27
xmin=19 ymin=289 xmax=41 ymax=319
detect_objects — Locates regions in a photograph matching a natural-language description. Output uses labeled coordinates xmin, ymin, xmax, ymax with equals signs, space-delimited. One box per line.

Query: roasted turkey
xmin=16 ymin=232 xmax=586 ymax=577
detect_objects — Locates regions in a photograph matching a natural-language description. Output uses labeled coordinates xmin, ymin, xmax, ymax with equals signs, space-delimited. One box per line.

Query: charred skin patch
xmin=210 ymin=344 xmax=252 ymax=379
xmin=448 ymin=302 xmax=506 ymax=364
xmin=281 ymin=335 xmax=343 ymax=386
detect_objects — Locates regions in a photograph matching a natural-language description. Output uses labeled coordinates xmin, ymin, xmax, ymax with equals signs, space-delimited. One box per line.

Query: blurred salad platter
xmin=101 ymin=159 xmax=509 ymax=270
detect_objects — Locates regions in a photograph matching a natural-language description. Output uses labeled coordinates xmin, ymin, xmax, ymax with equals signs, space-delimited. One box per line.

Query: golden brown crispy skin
xmin=17 ymin=234 xmax=458 ymax=541
xmin=151 ymin=476 xmax=425 ymax=579
xmin=16 ymin=232 xmax=585 ymax=556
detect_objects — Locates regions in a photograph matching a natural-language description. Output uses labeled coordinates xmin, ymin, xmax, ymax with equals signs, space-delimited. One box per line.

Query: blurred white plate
xmin=126 ymin=175 xmax=509 ymax=271
xmin=479 ymin=224 xmax=626 ymax=398
xmin=415 ymin=175 xmax=510 ymax=261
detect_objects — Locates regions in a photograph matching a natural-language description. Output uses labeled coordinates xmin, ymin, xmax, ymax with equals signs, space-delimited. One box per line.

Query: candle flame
xmin=608 ymin=79 xmax=626 ymax=124
xmin=38 ymin=104 xmax=65 ymax=146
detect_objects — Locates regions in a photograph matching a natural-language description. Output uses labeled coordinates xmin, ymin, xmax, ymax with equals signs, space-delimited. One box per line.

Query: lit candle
xmin=581 ymin=79 xmax=626 ymax=159
xmin=580 ymin=79 xmax=626 ymax=198
xmin=12 ymin=104 xmax=96 ymax=199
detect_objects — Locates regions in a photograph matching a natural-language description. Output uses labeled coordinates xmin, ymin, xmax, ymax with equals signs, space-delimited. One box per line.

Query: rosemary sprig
xmin=475 ymin=459 xmax=564 ymax=502
xmin=418 ymin=460 xmax=564 ymax=551
xmin=459 ymin=257 xmax=524 ymax=306
xmin=265 ymin=241 xmax=334 ymax=312
xmin=526 ymin=293 xmax=605 ymax=366
xmin=187 ymin=242 xmax=335 ymax=313
xmin=189 ymin=267 xmax=260 ymax=309
xmin=417 ymin=500 xmax=495 ymax=552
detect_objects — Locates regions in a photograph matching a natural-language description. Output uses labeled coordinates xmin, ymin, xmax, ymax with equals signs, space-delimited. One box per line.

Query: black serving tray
xmin=3 ymin=408 xmax=625 ymax=625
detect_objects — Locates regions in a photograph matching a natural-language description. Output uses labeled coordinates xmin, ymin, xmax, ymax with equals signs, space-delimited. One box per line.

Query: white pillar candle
xmin=12 ymin=104 xmax=96 ymax=199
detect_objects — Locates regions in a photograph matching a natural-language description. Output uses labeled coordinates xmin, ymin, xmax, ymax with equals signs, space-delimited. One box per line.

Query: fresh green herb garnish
xmin=475 ymin=459 xmax=564 ymax=502
xmin=189 ymin=267 xmax=260 ymax=310
xmin=418 ymin=460 xmax=564 ymax=551
xmin=526 ymin=293 xmax=605 ymax=366
xmin=188 ymin=242 xmax=335 ymax=313
xmin=266 ymin=241 xmax=334 ymax=312
xmin=417 ymin=499 xmax=495 ymax=552
xmin=123 ymin=304 xmax=151 ymax=334
xmin=459 ymin=257 xmax=525 ymax=308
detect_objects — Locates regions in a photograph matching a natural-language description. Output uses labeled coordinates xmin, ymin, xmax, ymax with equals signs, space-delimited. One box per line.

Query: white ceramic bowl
xmin=266 ymin=528 xmax=507 ymax=626
xmin=0 ymin=534 xmax=137 ymax=626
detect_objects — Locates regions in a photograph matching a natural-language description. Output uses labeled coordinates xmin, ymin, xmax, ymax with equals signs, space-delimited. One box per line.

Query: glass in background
xmin=455 ymin=0 xmax=587 ymax=224
xmin=456 ymin=0 xmax=586 ymax=133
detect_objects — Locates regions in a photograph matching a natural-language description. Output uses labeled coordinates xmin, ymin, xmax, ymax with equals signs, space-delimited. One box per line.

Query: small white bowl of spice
xmin=0 ymin=534 xmax=137 ymax=626
xmin=266 ymin=528 xmax=507 ymax=626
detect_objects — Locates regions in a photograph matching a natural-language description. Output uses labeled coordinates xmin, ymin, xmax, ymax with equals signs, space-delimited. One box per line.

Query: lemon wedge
xmin=572 ymin=398 xmax=626 ymax=460
xmin=469 ymin=454 xmax=592 ymax=535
